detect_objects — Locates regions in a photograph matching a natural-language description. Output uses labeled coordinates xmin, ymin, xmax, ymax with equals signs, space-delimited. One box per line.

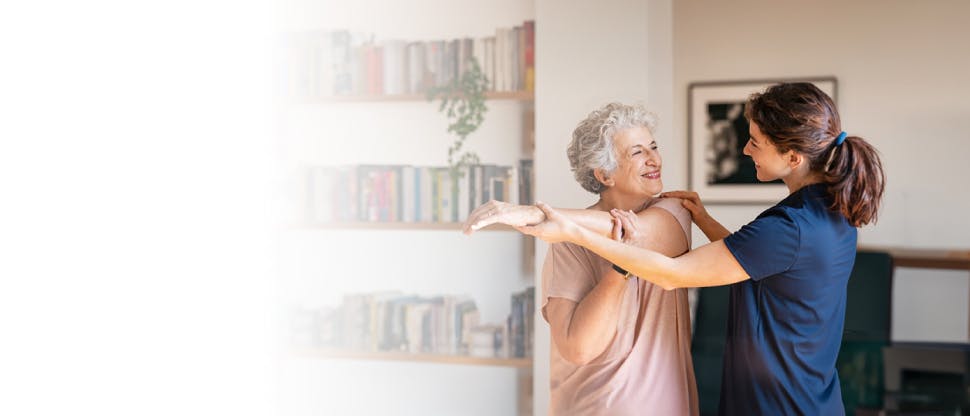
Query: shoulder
xmin=756 ymin=203 xmax=811 ymax=238
xmin=643 ymin=197 xmax=689 ymax=222
xmin=728 ymin=205 xmax=802 ymax=257
xmin=752 ymin=205 xmax=801 ymax=233
xmin=646 ymin=197 xmax=692 ymax=231
xmin=724 ymin=206 xmax=803 ymax=279
xmin=636 ymin=197 xmax=692 ymax=249
xmin=650 ymin=196 xmax=688 ymax=215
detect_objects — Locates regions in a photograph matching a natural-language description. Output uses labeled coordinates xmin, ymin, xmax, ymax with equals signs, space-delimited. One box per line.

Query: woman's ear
xmin=787 ymin=150 xmax=804 ymax=169
xmin=594 ymin=169 xmax=614 ymax=188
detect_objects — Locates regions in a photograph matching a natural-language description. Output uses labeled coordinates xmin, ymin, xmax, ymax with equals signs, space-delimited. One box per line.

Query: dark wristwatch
xmin=611 ymin=264 xmax=634 ymax=281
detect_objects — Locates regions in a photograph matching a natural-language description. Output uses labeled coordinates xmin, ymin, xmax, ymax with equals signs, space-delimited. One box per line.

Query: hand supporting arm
xmin=519 ymin=202 xmax=750 ymax=289
xmin=660 ymin=190 xmax=731 ymax=241
xmin=463 ymin=200 xmax=668 ymax=240
xmin=569 ymin=222 xmax=748 ymax=290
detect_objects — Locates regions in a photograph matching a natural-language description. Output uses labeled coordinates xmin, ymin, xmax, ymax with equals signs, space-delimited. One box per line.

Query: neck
xmin=783 ymin=171 xmax=823 ymax=194
xmin=592 ymin=191 xmax=652 ymax=212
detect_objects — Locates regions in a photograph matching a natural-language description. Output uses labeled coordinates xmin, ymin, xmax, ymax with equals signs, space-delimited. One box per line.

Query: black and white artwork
xmin=688 ymin=78 xmax=837 ymax=203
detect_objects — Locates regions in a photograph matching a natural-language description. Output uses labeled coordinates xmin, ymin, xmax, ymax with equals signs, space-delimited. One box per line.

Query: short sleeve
xmin=649 ymin=197 xmax=693 ymax=247
xmin=723 ymin=207 xmax=801 ymax=281
xmin=540 ymin=242 xmax=598 ymax=321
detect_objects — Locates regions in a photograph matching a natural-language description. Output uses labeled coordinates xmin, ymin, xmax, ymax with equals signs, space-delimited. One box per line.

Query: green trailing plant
xmin=427 ymin=57 xmax=489 ymax=179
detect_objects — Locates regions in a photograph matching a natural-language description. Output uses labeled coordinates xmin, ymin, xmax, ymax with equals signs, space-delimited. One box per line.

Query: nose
xmin=742 ymin=139 xmax=752 ymax=156
xmin=645 ymin=149 xmax=660 ymax=166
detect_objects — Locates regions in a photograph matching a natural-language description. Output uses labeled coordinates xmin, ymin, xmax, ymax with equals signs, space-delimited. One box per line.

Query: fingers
xmin=535 ymin=201 xmax=558 ymax=219
xmin=471 ymin=215 xmax=497 ymax=233
xmin=515 ymin=224 xmax=548 ymax=241
xmin=612 ymin=209 xmax=638 ymax=232
xmin=464 ymin=211 xmax=492 ymax=234
xmin=463 ymin=200 xmax=506 ymax=234
xmin=611 ymin=217 xmax=622 ymax=241
xmin=682 ymin=199 xmax=697 ymax=212
xmin=462 ymin=202 xmax=490 ymax=234
xmin=660 ymin=190 xmax=706 ymax=217
xmin=660 ymin=190 xmax=699 ymax=202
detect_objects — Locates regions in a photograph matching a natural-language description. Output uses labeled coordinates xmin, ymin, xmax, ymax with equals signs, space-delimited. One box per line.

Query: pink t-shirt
xmin=541 ymin=198 xmax=699 ymax=416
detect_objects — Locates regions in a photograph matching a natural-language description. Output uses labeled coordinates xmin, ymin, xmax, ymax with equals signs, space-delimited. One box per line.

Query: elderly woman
xmin=466 ymin=103 xmax=698 ymax=415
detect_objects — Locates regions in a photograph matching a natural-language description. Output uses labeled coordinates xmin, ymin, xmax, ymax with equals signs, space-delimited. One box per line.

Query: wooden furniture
xmin=858 ymin=246 xmax=970 ymax=413
xmin=862 ymin=246 xmax=970 ymax=270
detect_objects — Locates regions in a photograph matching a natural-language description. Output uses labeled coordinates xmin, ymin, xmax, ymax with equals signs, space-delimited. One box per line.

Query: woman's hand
xmin=660 ymin=190 xmax=711 ymax=223
xmin=661 ymin=190 xmax=731 ymax=241
xmin=463 ymin=200 xmax=545 ymax=235
xmin=610 ymin=208 xmax=643 ymax=246
xmin=515 ymin=202 xmax=580 ymax=243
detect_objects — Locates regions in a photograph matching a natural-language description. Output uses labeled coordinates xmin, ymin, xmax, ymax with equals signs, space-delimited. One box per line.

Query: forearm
xmin=565 ymin=226 xmax=749 ymax=289
xmin=693 ymin=213 xmax=731 ymax=242
xmin=512 ymin=205 xmax=618 ymax=238
xmin=572 ymin=227 xmax=680 ymax=289
xmin=557 ymin=208 xmax=615 ymax=238
xmin=562 ymin=275 xmax=628 ymax=361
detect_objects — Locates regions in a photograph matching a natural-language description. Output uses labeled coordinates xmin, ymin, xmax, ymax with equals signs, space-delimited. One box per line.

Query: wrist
xmin=529 ymin=205 xmax=545 ymax=224
xmin=695 ymin=212 xmax=715 ymax=227
xmin=611 ymin=263 xmax=634 ymax=281
xmin=600 ymin=265 xmax=632 ymax=287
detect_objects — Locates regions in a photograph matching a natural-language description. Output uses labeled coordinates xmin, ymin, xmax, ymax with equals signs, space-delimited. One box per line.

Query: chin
xmin=755 ymin=173 xmax=776 ymax=182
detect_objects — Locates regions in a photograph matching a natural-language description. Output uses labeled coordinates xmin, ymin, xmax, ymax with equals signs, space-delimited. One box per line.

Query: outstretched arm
xmin=462 ymin=200 xmax=670 ymax=241
xmin=519 ymin=202 xmax=750 ymax=290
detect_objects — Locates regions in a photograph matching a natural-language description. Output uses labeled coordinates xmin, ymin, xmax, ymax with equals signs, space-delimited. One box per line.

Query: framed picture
xmin=688 ymin=77 xmax=837 ymax=204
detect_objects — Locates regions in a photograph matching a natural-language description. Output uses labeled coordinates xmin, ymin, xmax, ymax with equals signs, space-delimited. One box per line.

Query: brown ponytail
xmin=745 ymin=82 xmax=885 ymax=227
xmin=821 ymin=135 xmax=885 ymax=226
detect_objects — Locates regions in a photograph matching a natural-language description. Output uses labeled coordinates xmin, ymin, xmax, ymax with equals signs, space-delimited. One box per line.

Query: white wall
xmin=673 ymin=0 xmax=970 ymax=342
xmin=533 ymin=1 xmax=672 ymax=414
xmin=3 ymin=1 xmax=278 ymax=416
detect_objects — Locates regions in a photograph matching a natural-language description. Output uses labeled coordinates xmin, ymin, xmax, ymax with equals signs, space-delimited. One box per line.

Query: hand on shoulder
xmin=659 ymin=190 xmax=710 ymax=223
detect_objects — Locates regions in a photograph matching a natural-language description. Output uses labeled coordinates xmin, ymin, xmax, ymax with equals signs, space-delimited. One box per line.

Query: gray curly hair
xmin=567 ymin=102 xmax=658 ymax=194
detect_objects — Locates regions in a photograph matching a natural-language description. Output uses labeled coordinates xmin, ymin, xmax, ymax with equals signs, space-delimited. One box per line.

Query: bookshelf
xmin=301 ymin=222 xmax=516 ymax=231
xmin=294 ymin=348 xmax=532 ymax=368
xmin=278 ymin=14 xmax=537 ymax=416
xmin=308 ymin=90 xmax=534 ymax=103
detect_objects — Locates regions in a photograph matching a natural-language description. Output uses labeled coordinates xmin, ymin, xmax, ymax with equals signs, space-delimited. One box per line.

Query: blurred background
xmin=3 ymin=0 xmax=968 ymax=415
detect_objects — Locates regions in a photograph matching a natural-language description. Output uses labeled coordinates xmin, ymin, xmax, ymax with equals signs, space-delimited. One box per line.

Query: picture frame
xmin=687 ymin=77 xmax=837 ymax=204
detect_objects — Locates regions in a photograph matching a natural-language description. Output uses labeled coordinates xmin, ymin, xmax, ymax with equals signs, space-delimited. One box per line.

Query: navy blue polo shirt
xmin=720 ymin=183 xmax=857 ymax=415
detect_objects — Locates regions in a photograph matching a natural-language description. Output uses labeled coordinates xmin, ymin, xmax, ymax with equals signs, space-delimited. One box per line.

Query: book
xmin=381 ymin=40 xmax=408 ymax=95
xmin=523 ymin=20 xmax=535 ymax=92
xmin=406 ymin=42 xmax=427 ymax=94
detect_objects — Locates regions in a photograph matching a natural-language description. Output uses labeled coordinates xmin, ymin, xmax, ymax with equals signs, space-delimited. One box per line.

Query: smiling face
xmin=743 ymin=121 xmax=793 ymax=182
xmin=601 ymin=126 xmax=663 ymax=198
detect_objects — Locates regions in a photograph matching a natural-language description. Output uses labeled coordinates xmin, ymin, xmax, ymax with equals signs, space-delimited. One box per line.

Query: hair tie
xmin=835 ymin=131 xmax=847 ymax=146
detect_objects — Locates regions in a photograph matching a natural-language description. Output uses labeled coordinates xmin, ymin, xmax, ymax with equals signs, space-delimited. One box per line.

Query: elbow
xmin=563 ymin=350 xmax=598 ymax=366
xmin=557 ymin=344 xmax=603 ymax=366
xmin=652 ymin=270 xmax=685 ymax=291
xmin=654 ymin=276 xmax=680 ymax=291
